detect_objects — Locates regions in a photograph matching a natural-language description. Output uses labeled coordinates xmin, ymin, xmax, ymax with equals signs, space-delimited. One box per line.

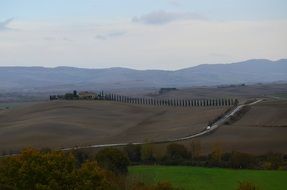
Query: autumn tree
xmin=95 ymin=148 xmax=130 ymax=175
xmin=141 ymin=143 xmax=156 ymax=164
xmin=165 ymin=143 xmax=189 ymax=162
xmin=230 ymin=151 xmax=257 ymax=169
xmin=124 ymin=144 xmax=142 ymax=163
xmin=75 ymin=161 xmax=120 ymax=190
xmin=190 ymin=140 xmax=202 ymax=160
xmin=0 ymin=148 xmax=121 ymax=190
xmin=209 ymin=142 xmax=223 ymax=166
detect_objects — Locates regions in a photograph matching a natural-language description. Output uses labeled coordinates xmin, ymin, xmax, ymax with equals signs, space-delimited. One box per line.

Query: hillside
xmin=1 ymin=59 xmax=287 ymax=91
xmin=180 ymin=100 xmax=287 ymax=154
xmin=0 ymin=101 xmax=226 ymax=152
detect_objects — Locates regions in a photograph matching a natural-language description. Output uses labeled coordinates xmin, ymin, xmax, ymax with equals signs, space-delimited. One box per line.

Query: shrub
xmin=95 ymin=148 xmax=130 ymax=175
xmin=230 ymin=151 xmax=257 ymax=169
xmin=124 ymin=144 xmax=142 ymax=163
xmin=190 ymin=140 xmax=201 ymax=160
xmin=165 ymin=143 xmax=189 ymax=161
xmin=141 ymin=144 xmax=156 ymax=164
xmin=131 ymin=182 xmax=177 ymax=190
xmin=237 ymin=181 xmax=260 ymax=190
xmin=72 ymin=149 xmax=90 ymax=167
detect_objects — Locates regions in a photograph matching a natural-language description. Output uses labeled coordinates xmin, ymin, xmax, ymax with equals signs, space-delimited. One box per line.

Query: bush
xmin=95 ymin=148 xmax=130 ymax=175
xmin=230 ymin=151 xmax=257 ymax=169
xmin=131 ymin=182 xmax=177 ymax=190
xmin=141 ymin=144 xmax=156 ymax=164
xmin=190 ymin=140 xmax=201 ymax=160
xmin=261 ymin=152 xmax=284 ymax=170
xmin=237 ymin=181 xmax=260 ymax=190
xmin=124 ymin=144 xmax=142 ymax=163
xmin=72 ymin=149 xmax=89 ymax=167
xmin=165 ymin=143 xmax=189 ymax=162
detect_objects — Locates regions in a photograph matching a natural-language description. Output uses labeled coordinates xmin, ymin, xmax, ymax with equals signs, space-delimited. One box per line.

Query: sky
xmin=0 ymin=0 xmax=287 ymax=70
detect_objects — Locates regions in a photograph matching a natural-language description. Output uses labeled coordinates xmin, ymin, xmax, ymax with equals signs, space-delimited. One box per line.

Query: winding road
xmin=0 ymin=99 xmax=263 ymax=157
xmin=61 ymin=99 xmax=263 ymax=151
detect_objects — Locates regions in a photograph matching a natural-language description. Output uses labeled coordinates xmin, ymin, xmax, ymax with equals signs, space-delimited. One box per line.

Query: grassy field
xmin=129 ymin=166 xmax=287 ymax=190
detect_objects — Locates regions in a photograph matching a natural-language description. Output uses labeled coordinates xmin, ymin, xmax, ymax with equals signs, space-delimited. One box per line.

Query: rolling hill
xmin=1 ymin=59 xmax=287 ymax=91
xmin=0 ymin=101 xmax=226 ymax=152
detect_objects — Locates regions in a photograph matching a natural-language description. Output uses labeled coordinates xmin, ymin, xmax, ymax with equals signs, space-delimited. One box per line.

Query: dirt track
xmin=0 ymin=101 xmax=226 ymax=152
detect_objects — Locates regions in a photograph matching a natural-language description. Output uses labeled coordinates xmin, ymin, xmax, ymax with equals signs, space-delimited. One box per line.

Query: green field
xmin=129 ymin=166 xmax=287 ymax=190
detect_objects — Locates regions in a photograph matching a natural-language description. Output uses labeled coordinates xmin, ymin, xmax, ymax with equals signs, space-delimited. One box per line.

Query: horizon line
xmin=0 ymin=58 xmax=286 ymax=71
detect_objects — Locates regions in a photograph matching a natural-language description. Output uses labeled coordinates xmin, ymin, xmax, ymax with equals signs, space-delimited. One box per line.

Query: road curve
xmin=0 ymin=99 xmax=263 ymax=157
xmin=61 ymin=99 xmax=263 ymax=151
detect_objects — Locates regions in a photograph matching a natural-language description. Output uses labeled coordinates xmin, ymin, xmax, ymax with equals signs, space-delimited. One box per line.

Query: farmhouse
xmin=79 ymin=91 xmax=97 ymax=100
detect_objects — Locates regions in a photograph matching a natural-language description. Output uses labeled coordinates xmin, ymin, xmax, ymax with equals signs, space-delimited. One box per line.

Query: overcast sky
xmin=1 ymin=0 xmax=287 ymax=70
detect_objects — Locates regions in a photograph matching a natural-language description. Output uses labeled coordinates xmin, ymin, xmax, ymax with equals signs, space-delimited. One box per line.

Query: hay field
xmin=0 ymin=101 xmax=226 ymax=152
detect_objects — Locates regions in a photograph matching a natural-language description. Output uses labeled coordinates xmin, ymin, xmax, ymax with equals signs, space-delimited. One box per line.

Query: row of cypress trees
xmin=100 ymin=92 xmax=237 ymax=107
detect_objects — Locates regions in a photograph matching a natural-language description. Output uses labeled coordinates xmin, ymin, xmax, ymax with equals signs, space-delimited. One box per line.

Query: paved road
xmin=61 ymin=99 xmax=263 ymax=151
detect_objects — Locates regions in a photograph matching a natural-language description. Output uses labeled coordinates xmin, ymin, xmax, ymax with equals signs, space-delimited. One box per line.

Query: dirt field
xmin=163 ymin=100 xmax=287 ymax=155
xmin=0 ymin=101 xmax=226 ymax=153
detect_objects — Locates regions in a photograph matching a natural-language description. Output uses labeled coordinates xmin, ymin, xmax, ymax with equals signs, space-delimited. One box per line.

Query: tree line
xmin=1 ymin=144 xmax=285 ymax=189
xmin=50 ymin=90 xmax=238 ymax=107
xmin=0 ymin=148 xmax=176 ymax=190
xmin=121 ymin=142 xmax=287 ymax=171
xmin=104 ymin=93 xmax=238 ymax=107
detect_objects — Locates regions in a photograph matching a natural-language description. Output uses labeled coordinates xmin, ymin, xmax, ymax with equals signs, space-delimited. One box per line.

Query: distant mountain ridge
xmin=1 ymin=59 xmax=287 ymax=91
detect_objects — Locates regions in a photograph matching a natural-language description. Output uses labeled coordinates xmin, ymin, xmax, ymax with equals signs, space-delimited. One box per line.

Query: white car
xmin=206 ymin=126 xmax=211 ymax=130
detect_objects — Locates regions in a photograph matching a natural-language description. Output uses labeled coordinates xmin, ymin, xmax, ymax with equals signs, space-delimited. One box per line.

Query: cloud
xmin=95 ymin=31 xmax=126 ymax=40
xmin=0 ymin=18 xmax=14 ymax=31
xmin=132 ymin=10 xmax=207 ymax=25
xmin=168 ymin=0 xmax=182 ymax=6
xmin=1 ymin=19 xmax=286 ymax=70
xmin=108 ymin=31 xmax=126 ymax=37
xmin=43 ymin=36 xmax=73 ymax=42
xmin=95 ymin=34 xmax=107 ymax=40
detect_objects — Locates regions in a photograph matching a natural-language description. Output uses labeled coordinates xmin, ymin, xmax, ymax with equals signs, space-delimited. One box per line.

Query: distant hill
xmin=1 ymin=59 xmax=287 ymax=91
